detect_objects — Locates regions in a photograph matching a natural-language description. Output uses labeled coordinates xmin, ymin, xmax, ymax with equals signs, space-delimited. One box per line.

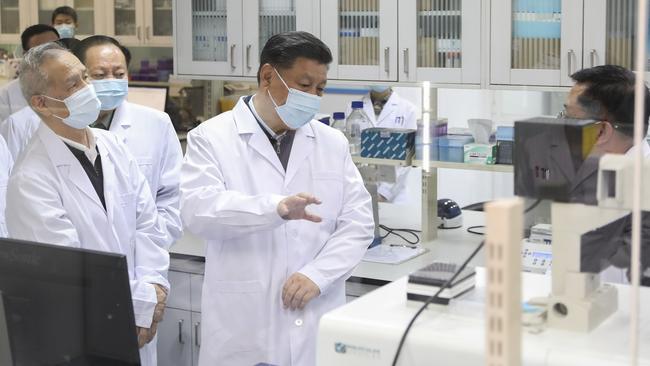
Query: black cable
xmin=379 ymin=224 xmax=421 ymax=245
xmin=391 ymin=240 xmax=485 ymax=366
xmin=467 ymin=225 xmax=485 ymax=235
xmin=390 ymin=198 xmax=542 ymax=365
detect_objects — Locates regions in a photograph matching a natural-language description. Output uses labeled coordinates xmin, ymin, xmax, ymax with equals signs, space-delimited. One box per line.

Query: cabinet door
xmin=167 ymin=271 xmax=191 ymax=311
xmin=34 ymin=0 xmax=66 ymax=26
xmin=144 ymin=0 xmax=173 ymax=46
xmin=108 ymin=0 xmax=146 ymax=46
xmin=72 ymin=0 xmax=104 ymax=37
xmin=321 ymin=0 xmax=399 ymax=81
xmin=174 ymin=0 xmax=244 ymax=77
xmin=583 ymin=0 xmax=650 ymax=78
xmin=399 ymin=0 xmax=481 ymax=84
xmin=0 ymin=0 xmax=25 ymax=44
xmin=157 ymin=308 xmax=192 ymax=366
xmin=191 ymin=312 xmax=202 ymax=366
xmin=490 ymin=0 xmax=583 ymax=86
xmin=190 ymin=274 xmax=203 ymax=313
xmin=242 ymin=0 xmax=315 ymax=78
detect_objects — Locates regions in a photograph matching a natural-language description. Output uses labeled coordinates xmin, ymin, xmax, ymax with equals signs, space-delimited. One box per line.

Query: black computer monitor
xmin=0 ymin=238 xmax=141 ymax=365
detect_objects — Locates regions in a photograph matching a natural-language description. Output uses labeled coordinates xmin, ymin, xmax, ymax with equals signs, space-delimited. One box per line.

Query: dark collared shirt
xmin=244 ymin=95 xmax=295 ymax=171
xmin=65 ymin=144 xmax=106 ymax=210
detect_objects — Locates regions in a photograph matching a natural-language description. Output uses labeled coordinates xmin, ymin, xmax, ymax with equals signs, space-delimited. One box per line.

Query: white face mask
xmin=54 ymin=24 xmax=75 ymax=39
xmin=267 ymin=68 xmax=322 ymax=129
xmin=42 ymin=84 xmax=101 ymax=129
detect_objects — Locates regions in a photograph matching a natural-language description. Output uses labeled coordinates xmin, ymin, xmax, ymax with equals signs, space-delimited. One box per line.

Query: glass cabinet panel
xmin=191 ymin=0 xmax=228 ymax=62
xmin=115 ymin=0 xmax=137 ymax=37
xmin=604 ymin=0 xmax=650 ymax=71
xmin=338 ymin=0 xmax=380 ymax=66
xmin=0 ymin=0 xmax=21 ymax=35
xmin=152 ymin=0 xmax=173 ymax=37
xmin=511 ymin=0 xmax=562 ymax=70
xmin=38 ymin=0 xmax=63 ymax=25
xmin=417 ymin=0 xmax=462 ymax=69
xmin=259 ymin=0 xmax=296 ymax=54
xmin=74 ymin=0 xmax=95 ymax=35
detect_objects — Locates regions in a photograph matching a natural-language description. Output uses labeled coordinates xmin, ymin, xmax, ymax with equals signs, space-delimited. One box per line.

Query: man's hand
xmin=277 ymin=193 xmax=322 ymax=222
xmin=282 ymin=272 xmax=321 ymax=310
xmin=136 ymin=285 xmax=168 ymax=348
xmin=137 ymin=325 xmax=156 ymax=348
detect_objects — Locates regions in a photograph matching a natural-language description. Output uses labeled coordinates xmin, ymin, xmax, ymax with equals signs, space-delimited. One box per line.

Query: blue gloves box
xmin=361 ymin=128 xmax=415 ymax=161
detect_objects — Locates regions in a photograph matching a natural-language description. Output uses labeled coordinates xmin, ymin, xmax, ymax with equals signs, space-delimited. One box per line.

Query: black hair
xmin=571 ymin=64 xmax=650 ymax=137
xmin=257 ymin=31 xmax=332 ymax=83
xmin=21 ymin=24 xmax=59 ymax=52
xmin=56 ymin=37 xmax=80 ymax=51
xmin=72 ymin=35 xmax=131 ymax=68
xmin=51 ymin=6 xmax=77 ymax=24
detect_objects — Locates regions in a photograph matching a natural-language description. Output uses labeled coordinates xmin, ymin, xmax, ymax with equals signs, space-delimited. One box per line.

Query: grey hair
xmin=19 ymin=42 xmax=67 ymax=102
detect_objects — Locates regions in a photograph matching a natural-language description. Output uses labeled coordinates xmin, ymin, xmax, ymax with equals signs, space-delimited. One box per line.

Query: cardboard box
xmin=463 ymin=143 xmax=497 ymax=165
xmin=361 ymin=128 xmax=415 ymax=161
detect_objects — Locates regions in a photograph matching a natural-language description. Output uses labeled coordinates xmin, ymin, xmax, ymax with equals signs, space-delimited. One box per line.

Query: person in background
xmin=6 ymin=42 xmax=169 ymax=365
xmin=72 ymin=35 xmax=183 ymax=249
xmin=347 ymin=86 xmax=418 ymax=203
xmin=51 ymin=6 xmax=78 ymax=39
xmin=180 ymin=31 xmax=374 ymax=366
xmin=0 ymin=135 xmax=12 ymax=237
xmin=0 ymin=24 xmax=59 ymax=122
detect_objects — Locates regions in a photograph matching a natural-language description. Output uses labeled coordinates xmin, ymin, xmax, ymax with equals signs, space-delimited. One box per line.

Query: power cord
xmin=467 ymin=225 xmax=485 ymax=235
xmin=390 ymin=198 xmax=542 ymax=365
xmin=379 ymin=224 xmax=421 ymax=245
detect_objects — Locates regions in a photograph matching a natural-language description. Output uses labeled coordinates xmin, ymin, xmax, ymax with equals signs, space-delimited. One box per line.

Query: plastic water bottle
xmin=346 ymin=101 xmax=370 ymax=155
xmin=331 ymin=112 xmax=347 ymax=134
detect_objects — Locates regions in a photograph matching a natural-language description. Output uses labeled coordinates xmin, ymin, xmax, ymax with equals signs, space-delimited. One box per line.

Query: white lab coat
xmin=0 ymin=106 xmax=40 ymax=161
xmin=0 ymin=79 xmax=28 ymax=123
xmin=107 ymin=101 xmax=183 ymax=248
xmin=0 ymin=101 xmax=183 ymax=247
xmin=180 ymin=97 xmax=374 ymax=366
xmin=6 ymin=123 xmax=170 ymax=366
xmin=0 ymin=135 xmax=12 ymax=237
xmin=346 ymin=91 xmax=418 ymax=203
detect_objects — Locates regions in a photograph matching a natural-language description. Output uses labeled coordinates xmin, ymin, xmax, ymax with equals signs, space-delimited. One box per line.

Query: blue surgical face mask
xmin=42 ymin=83 xmax=101 ymax=129
xmin=91 ymin=78 xmax=128 ymax=111
xmin=267 ymin=68 xmax=321 ymax=129
xmin=54 ymin=24 xmax=75 ymax=39
xmin=370 ymin=85 xmax=390 ymax=93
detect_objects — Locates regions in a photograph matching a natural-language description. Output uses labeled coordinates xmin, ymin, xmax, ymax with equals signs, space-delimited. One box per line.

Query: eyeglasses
xmin=557 ymin=108 xmax=633 ymax=131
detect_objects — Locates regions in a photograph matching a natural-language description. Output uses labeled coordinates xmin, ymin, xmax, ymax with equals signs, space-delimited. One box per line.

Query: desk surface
xmin=318 ymin=269 xmax=650 ymax=366
xmin=170 ymin=204 xmax=485 ymax=283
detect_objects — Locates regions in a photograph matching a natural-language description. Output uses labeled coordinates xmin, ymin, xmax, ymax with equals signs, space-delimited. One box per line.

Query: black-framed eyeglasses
xmin=557 ymin=108 xmax=632 ymax=131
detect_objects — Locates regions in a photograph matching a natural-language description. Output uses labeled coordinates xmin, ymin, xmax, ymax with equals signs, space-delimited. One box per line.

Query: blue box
xmin=438 ymin=135 xmax=474 ymax=162
xmin=496 ymin=126 xmax=514 ymax=141
xmin=361 ymin=128 xmax=415 ymax=160
xmin=415 ymin=141 xmax=439 ymax=161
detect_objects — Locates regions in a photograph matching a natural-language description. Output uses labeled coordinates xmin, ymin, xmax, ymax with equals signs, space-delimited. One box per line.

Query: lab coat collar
xmin=109 ymin=101 xmax=132 ymax=143
xmin=37 ymin=123 xmax=106 ymax=211
xmin=233 ymin=97 xmax=316 ymax=180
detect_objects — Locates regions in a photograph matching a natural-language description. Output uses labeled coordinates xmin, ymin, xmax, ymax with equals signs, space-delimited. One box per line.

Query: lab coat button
xmin=295 ymin=319 xmax=303 ymax=327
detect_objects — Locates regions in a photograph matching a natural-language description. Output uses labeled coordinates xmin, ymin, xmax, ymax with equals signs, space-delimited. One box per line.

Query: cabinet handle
xmin=567 ymin=49 xmax=574 ymax=77
xmin=146 ymin=26 xmax=151 ymax=40
xmin=246 ymin=44 xmax=252 ymax=71
xmin=178 ymin=319 xmax=184 ymax=344
xmin=137 ymin=26 xmax=141 ymax=41
xmin=230 ymin=44 xmax=236 ymax=70
xmin=590 ymin=49 xmax=596 ymax=68
xmin=194 ymin=322 xmax=201 ymax=347
xmin=403 ymin=48 xmax=409 ymax=75
xmin=384 ymin=47 xmax=390 ymax=74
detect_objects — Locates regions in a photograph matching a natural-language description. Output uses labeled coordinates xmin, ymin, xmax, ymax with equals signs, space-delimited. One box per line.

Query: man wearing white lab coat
xmin=0 ymin=24 xmax=60 ymax=121
xmin=0 ymin=135 xmax=12 ymax=237
xmin=180 ymin=32 xmax=374 ymax=366
xmin=73 ymin=35 xmax=183 ymax=248
xmin=347 ymin=87 xmax=418 ymax=203
xmin=5 ymin=42 xmax=169 ymax=365
xmin=0 ymin=105 xmax=40 ymax=160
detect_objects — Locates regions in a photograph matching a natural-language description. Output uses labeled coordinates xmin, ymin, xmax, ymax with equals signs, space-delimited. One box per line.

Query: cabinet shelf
xmin=352 ymin=156 xmax=412 ymax=167
xmin=415 ymin=160 xmax=514 ymax=173
xmin=340 ymin=11 xmax=380 ymax=17
xmin=418 ymin=10 xmax=462 ymax=16
xmin=192 ymin=11 xmax=227 ymax=17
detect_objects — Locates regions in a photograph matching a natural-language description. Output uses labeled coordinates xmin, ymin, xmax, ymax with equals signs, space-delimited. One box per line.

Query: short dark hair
xmin=21 ymin=24 xmax=59 ymax=52
xmin=72 ymin=35 xmax=131 ymax=67
xmin=257 ymin=31 xmax=332 ymax=83
xmin=571 ymin=64 xmax=650 ymax=137
xmin=51 ymin=6 xmax=77 ymax=23
xmin=56 ymin=37 xmax=80 ymax=51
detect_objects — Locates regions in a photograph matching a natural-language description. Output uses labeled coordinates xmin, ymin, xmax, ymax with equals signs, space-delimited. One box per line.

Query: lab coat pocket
xmin=311 ymin=172 xmax=344 ymax=221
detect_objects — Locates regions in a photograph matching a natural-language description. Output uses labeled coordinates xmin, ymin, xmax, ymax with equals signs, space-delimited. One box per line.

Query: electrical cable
xmin=379 ymin=224 xmax=421 ymax=245
xmin=467 ymin=225 xmax=485 ymax=235
xmin=390 ymin=198 xmax=542 ymax=365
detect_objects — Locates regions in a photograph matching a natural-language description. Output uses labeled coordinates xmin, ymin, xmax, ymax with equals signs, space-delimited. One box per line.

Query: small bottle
xmin=346 ymin=101 xmax=370 ymax=155
xmin=331 ymin=112 xmax=347 ymax=133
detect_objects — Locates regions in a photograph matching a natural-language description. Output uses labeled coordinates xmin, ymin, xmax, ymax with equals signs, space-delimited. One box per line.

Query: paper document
xmin=362 ymin=245 xmax=427 ymax=265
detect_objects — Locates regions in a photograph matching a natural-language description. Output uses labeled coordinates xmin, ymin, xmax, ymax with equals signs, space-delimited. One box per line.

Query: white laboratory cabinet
xmin=26 ymin=0 xmax=105 ymax=38
xmin=174 ymin=0 xmax=319 ymax=79
xmin=106 ymin=0 xmax=173 ymax=47
xmin=0 ymin=0 xmax=29 ymax=44
xmin=320 ymin=0 xmax=481 ymax=84
xmin=490 ymin=0 xmax=650 ymax=87
xmin=158 ymin=269 xmax=204 ymax=366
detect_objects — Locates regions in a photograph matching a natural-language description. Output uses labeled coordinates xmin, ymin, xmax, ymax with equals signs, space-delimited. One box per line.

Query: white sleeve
xmin=180 ymin=129 xmax=286 ymax=241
